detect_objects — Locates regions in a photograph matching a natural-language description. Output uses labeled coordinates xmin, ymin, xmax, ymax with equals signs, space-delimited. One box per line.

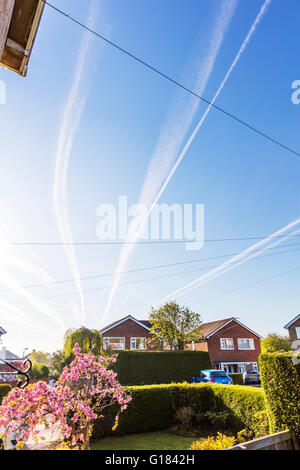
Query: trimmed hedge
xmin=30 ymin=363 xmax=49 ymax=379
xmin=111 ymin=350 xmax=211 ymax=385
xmin=228 ymin=373 xmax=243 ymax=385
xmin=260 ymin=352 xmax=300 ymax=436
xmin=93 ymin=383 xmax=265 ymax=439
xmin=0 ymin=384 xmax=11 ymax=404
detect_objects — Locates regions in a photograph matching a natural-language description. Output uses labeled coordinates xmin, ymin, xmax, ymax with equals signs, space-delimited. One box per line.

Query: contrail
xmin=0 ymin=230 xmax=65 ymax=330
xmin=162 ymin=218 xmax=300 ymax=301
xmin=0 ymin=300 xmax=57 ymax=336
xmin=103 ymin=0 xmax=239 ymax=320
xmin=53 ymin=0 xmax=100 ymax=325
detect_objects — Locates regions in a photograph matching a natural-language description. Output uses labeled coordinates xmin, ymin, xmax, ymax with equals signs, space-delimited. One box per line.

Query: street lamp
xmin=22 ymin=348 xmax=29 ymax=359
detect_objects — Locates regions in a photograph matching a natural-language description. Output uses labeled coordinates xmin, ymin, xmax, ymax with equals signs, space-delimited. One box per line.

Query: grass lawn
xmin=91 ymin=432 xmax=199 ymax=450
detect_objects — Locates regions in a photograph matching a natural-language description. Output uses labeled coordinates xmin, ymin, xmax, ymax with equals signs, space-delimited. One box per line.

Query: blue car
xmin=189 ymin=369 xmax=234 ymax=385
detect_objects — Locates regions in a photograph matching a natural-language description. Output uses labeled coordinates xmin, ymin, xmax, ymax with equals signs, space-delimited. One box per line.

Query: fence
xmin=226 ymin=430 xmax=299 ymax=450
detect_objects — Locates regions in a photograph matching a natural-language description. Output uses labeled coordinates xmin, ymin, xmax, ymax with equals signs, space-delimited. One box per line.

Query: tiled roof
xmin=138 ymin=320 xmax=151 ymax=329
xmin=0 ymin=348 xmax=19 ymax=361
xmin=195 ymin=318 xmax=235 ymax=338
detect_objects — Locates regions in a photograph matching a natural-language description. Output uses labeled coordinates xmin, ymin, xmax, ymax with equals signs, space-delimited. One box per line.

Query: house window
xmin=220 ymin=338 xmax=234 ymax=350
xmin=296 ymin=327 xmax=300 ymax=339
xmin=238 ymin=338 xmax=255 ymax=350
xmin=103 ymin=337 xmax=125 ymax=350
xmin=130 ymin=337 xmax=146 ymax=350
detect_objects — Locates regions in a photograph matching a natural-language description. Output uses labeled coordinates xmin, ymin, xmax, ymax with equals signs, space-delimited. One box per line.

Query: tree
xmin=64 ymin=327 xmax=103 ymax=359
xmin=0 ymin=344 xmax=131 ymax=450
xmin=30 ymin=363 xmax=49 ymax=379
xmin=29 ymin=350 xmax=51 ymax=366
xmin=149 ymin=301 xmax=202 ymax=350
xmin=50 ymin=350 xmax=68 ymax=378
xmin=261 ymin=333 xmax=291 ymax=354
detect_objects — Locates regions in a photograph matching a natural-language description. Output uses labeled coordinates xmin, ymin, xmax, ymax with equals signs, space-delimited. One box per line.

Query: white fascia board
xmin=100 ymin=315 xmax=152 ymax=335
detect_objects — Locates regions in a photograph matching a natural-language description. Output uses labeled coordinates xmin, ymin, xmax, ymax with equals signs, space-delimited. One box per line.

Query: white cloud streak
xmin=162 ymin=218 xmax=300 ymax=301
xmin=53 ymin=0 xmax=100 ymax=325
xmin=102 ymin=0 xmax=239 ymax=323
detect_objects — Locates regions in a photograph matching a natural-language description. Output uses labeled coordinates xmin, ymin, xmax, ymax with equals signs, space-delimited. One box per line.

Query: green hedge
xmin=228 ymin=373 xmax=243 ymax=385
xmin=0 ymin=384 xmax=11 ymax=404
xmin=111 ymin=351 xmax=211 ymax=385
xmin=93 ymin=383 xmax=265 ymax=439
xmin=260 ymin=352 xmax=300 ymax=436
xmin=30 ymin=363 xmax=49 ymax=379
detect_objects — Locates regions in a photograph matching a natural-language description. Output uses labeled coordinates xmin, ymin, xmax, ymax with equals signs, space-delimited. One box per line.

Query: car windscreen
xmin=210 ymin=371 xmax=228 ymax=378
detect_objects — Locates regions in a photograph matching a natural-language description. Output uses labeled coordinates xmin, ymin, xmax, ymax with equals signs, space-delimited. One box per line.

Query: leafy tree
xmin=261 ymin=333 xmax=291 ymax=354
xmin=29 ymin=350 xmax=51 ymax=366
xmin=149 ymin=301 xmax=202 ymax=350
xmin=50 ymin=350 xmax=69 ymax=378
xmin=30 ymin=363 xmax=49 ymax=379
xmin=64 ymin=327 xmax=103 ymax=359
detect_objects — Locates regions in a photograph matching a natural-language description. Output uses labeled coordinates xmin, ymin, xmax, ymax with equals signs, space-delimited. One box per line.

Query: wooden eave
xmin=0 ymin=0 xmax=45 ymax=76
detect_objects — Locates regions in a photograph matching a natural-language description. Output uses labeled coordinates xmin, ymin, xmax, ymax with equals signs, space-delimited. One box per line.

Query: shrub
xmin=237 ymin=428 xmax=253 ymax=443
xmin=30 ymin=363 xmax=49 ymax=379
xmin=111 ymin=351 xmax=211 ymax=385
xmin=92 ymin=383 xmax=266 ymax=439
xmin=190 ymin=433 xmax=236 ymax=450
xmin=228 ymin=373 xmax=243 ymax=385
xmin=260 ymin=352 xmax=300 ymax=436
xmin=251 ymin=410 xmax=270 ymax=438
xmin=205 ymin=411 xmax=231 ymax=428
xmin=237 ymin=410 xmax=270 ymax=442
xmin=175 ymin=407 xmax=194 ymax=429
xmin=0 ymin=384 xmax=11 ymax=404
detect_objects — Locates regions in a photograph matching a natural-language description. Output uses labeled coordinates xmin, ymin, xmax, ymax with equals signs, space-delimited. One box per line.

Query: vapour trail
xmin=163 ymin=218 xmax=300 ymax=301
xmin=53 ymin=0 xmax=100 ymax=325
xmin=102 ymin=0 xmax=239 ymax=321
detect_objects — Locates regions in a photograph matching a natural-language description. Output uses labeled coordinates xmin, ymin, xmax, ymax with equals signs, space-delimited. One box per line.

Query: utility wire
xmin=2 ymin=244 xmax=300 ymax=296
xmin=42 ymin=0 xmax=300 ymax=159
xmin=193 ymin=265 xmax=300 ymax=306
xmin=3 ymin=234 xmax=300 ymax=245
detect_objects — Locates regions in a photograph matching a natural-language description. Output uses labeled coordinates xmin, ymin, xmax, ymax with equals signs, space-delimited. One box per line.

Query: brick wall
xmin=101 ymin=319 xmax=160 ymax=350
xmin=207 ymin=321 xmax=261 ymax=364
xmin=287 ymin=318 xmax=300 ymax=346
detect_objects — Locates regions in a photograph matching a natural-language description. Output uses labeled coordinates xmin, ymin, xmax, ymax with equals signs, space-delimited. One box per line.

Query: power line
xmin=3 ymin=243 xmax=300 ymax=296
xmin=193 ymin=265 xmax=300 ymax=306
xmin=42 ymin=0 xmax=300 ymax=159
xmin=3 ymin=234 xmax=300 ymax=245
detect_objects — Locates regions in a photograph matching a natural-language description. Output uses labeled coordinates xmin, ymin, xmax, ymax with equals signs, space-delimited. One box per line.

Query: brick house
xmin=99 ymin=315 xmax=262 ymax=373
xmin=186 ymin=317 xmax=262 ymax=373
xmin=100 ymin=315 xmax=158 ymax=351
xmin=284 ymin=314 xmax=300 ymax=350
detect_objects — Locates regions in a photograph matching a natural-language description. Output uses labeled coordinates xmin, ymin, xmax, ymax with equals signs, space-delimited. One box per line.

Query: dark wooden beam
xmin=0 ymin=0 xmax=15 ymax=59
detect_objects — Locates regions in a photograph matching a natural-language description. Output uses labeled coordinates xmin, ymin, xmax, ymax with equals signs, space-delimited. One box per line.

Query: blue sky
xmin=1 ymin=0 xmax=300 ymax=354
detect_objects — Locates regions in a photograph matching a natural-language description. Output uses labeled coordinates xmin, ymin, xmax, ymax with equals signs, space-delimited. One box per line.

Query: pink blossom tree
xmin=0 ymin=344 xmax=131 ymax=450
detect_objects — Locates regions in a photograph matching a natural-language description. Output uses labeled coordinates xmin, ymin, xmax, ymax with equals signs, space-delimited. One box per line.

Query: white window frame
xmin=220 ymin=338 xmax=234 ymax=350
xmin=220 ymin=362 xmax=258 ymax=374
xmin=103 ymin=337 xmax=125 ymax=351
xmin=237 ymin=338 xmax=255 ymax=350
xmin=296 ymin=327 xmax=300 ymax=340
xmin=130 ymin=337 xmax=147 ymax=350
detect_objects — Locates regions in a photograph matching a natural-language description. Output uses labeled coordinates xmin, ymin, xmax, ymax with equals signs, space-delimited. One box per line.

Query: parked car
xmin=189 ymin=369 xmax=234 ymax=385
xmin=243 ymin=370 xmax=261 ymax=385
